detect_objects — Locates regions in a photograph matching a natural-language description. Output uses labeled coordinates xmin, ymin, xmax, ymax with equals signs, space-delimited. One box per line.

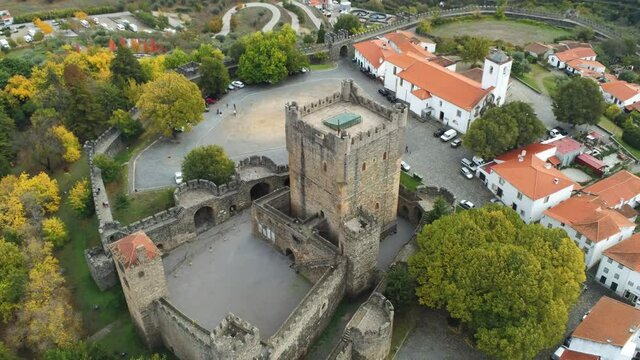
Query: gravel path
xmin=217 ymin=2 xmax=282 ymax=36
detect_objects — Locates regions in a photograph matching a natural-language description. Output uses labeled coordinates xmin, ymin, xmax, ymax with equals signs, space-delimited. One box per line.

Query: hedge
xmin=622 ymin=125 xmax=640 ymax=150
xmin=13 ymin=5 xmax=124 ymax=23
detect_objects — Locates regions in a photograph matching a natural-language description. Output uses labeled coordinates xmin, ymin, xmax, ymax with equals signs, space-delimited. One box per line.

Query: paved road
xmin=278 ymin=2 xmax=300 ymax=32
xmin=217 ymin=2 xmax=282 ymax=36
xmin=507 ymin=79 xmax=562 ymax=131
xmin=291 ymin=0 xmax=322 ymax=29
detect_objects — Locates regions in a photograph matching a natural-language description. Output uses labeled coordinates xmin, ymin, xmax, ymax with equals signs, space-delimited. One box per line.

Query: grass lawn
xmin=431 ymin=18 xmax=571 ymax=46
xmin=4 ymin=0 xmax=120 ymax=16
xmin=400 ymin=172 xmax=423 ymax=191
xmin=616 ymin=136 xmax=640 ymax=160
xmin=599 ymin=116 xmax=623 ymax=137
xmin=233 ymin=7 xmax=273 ymax=35
xmin=515 ymin=75 xmax=542 ymax=93
xmin=310 ymin=63 xmax=337 ymax=71
xmin=387 ymin=304 xmax=418 ymax=360
xmin=518 ymin=64 xmax=566 ymax=96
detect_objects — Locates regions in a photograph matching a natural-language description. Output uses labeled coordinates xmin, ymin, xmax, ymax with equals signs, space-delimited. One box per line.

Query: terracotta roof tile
xmin=601 ymin=81 xmax=640 ymax=102
xmin=524 ymin=42 xmax=552 ymax=55
xmin=353 ymin=39 xmax=396 ymax=69
xmin=559 ymin=349 xmax=600 ymax=360
xmin=617 ymin=204 xmax=638 ymax=219
xmin=459 ymin=68 xmax=484 ymax=83
xmin=572 ymin=296 xmax=640 ymax=346
xmin=385 ymin=53 xmax=419 ymax=70
xmin=411 ymin=88 xmax=431 ymax=100
xmin=555 ymin=47 xmax=597 ymax=62
xmin=383 ymin=31 xmax=434 ymax=59
xmin=548 ymin=137 xmax=585 ymax=155
xmin=110 ymin=232 xmax=159 ymax=269
xmin=583 ymin=171 xmax=640 ymax=207
xmin=543 ymin=194 xmax=635 ymax=242
xmin=626 ymin=102 xmax=640 ymax=112
xmin=604 ymin=233 xmax=640 ymax=272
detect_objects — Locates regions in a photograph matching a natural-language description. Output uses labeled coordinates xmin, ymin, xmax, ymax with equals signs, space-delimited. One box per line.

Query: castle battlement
xmin=156 ymin=298 xmax=212 ymax=347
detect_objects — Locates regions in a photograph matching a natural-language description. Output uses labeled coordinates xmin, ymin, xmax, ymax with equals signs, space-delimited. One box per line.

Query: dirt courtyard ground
xmin=431 ymin=19 xmax=572 ymax=45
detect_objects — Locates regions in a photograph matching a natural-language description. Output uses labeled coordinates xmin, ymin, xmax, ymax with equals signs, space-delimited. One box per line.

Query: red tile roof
xmin=543 ymin=194 xmax=635 ymax=242
xmin=559 ymin=349 xmax=600 ymax=360
xmin=555 ymin=47 xmax=597 ymax=62
xmin=396 ymin=60 xmax=490 ymax=110
xmin=411 ymin=88 xmax=431 ymax=100
xmin=626 ymin=102 xmax=640 ymax=112
xmin=353 ymin=39 xmax=395 ymax=69
xmin=577 ymin=153 xmax=607 ymax=170
xmin=110 ymin=232 xmax=159 ymax=269
xmin=567 ymin=59 xmax=605 ymax=70
xmin=524 ymin=42 xmax=552 ymax=55
xmin=548 ymin=155 xmax=561 ymax=167
xmin=384 ymin=31 xmax=434 ymax=59
xmin=601 ymin=81 xmax=640 ymax=102
xmin=573 ymin=296 xmax=640 ymax=346
xmin=549 ymin=137 xmax=585 ymax=155
xmin=492 ymin=144 xmax=578 ymax=200
xmin=604 ymin=233 xmax=640 ymax=272
xmin=583 ymin=171 xmax=640 ymax=207
xmin=385 ymin=53 xmax=419 ymax=70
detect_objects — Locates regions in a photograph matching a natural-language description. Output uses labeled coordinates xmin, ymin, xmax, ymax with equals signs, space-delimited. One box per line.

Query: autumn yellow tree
xmin=74 ymin=11 xmax=88 ymax=20
xmin=30 ymin=61 xmax=65 ymax=89
xmin=4 ymin=75 xmax=35 ymax=101
xmin=139 ymin=55 xmax=166 ymax=81
xmin=64 ymin=47 xmax=114 ymax=81
xmin=68 ymin=178 xmax=93 ymax=216
xmin=33 ymin=18 xmax=53 ymax=35
xmin=41 ymin=217 xmax=68 ymax=247
xmin=51 ymin=125 xmax=81 ymax=163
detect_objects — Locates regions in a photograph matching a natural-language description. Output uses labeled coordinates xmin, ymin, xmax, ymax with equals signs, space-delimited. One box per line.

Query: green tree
xmin=42 ymin=341 xmax=114 ymax=360
xmin=110 ymin=45 xmax=146 ymax=88
xmin=0 ymin=238 xmax=27 ymax=322
xmin=618 ymin=70 xmax=638 ymax=83
xmin=461 ymin=37 xmax=491 ymax=66
xmin=605 ymin=104 xmax=622 ymax=121
xmin=182 ymin=145 xmax=235 ymax=185
xmin=164 ymin=48 xmax=192 ymax=69
xmin=623 ymin=125 xmax=640 ymax=150
xmin=191 ymin=43 xmax=224 ymax=63
xmin=0 ymin=111 xmax=15 ymax=166
xmin=316 ymin=24 xmax=326 ymax=44
xmin=136 ymin=72 xmax=204 ymax=137
xmin=423 ymin=196 xmax=451 ymax=225
xmin=574 ymin=27 xmax=594 ymax=42
xmin=415 ymin=20 xmax=432 ymax=36
xmin=68 ymin=178 xmax=94 ymax=217
xmin=199 ymin=57 xmax=230 ymax=97
xmin=333 ymin=14 xmax=362 ymax=35
xmin=408 ymin=205 xmax=585 ymax=360
xmin=93 ymin=154 xmax=120 ymax=183
xmin=510 ymin=52 xmax=530 ymax=77
xmin=384 ymin=264 xmax=415 ymax=310
xmin=552 ymin=77 xmax=605 ymax=126
xmin=109 ymin=109 xmax=142 ymax=139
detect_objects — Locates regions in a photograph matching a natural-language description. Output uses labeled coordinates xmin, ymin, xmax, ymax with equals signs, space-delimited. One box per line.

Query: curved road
xmin=278 ymin=2 xmax=300 ymax=32
xmin=290 ymin=0 xmax=322 ymax=29
xmin=218 ymin=2 xmax=298 ymax=35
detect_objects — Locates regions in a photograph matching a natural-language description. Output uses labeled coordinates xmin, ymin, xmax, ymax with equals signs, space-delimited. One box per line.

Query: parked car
xmin=378 ymin=88 xmax=389 ymax=97
xmin=459 ymin=200 xmax=475 ymax=210
xmin=548 ymin=126 xmax=568 ymax=138
xmin=450 ymin=138 xmax=462 ymax=148
xmin=205 ymin=97 xmax=217 ymax=105
xmin=300 ymin=67 xmax=309 ymax=73
xmin=489 ymin=198 xmax=504 ymax=205
xmin=440 ymin=129 xmax=457 ymax=142
xmin=116 ymin=23 xmax=126 ymax=31
xmin=92 ymin=17 xmax=100 ymax=24
xmin=460 ymin=167 xmax=473 ymax=179
xmin=232 ymin=80 xmax=245 ymax=88
xmin=472 ymin=156 xmax=485 ymax=167
xmin=23 ymin=35 xmax=33 ymax=43
xmin=386 ymin=94 xmax=397 ymax=103
xmin=400 ymin=161 xmax=411 ymax=172
xmin=80 ymin=19 xmax=90 ymax=28
xmin=227 ymin=83 xmax=235 ymax=90
xmin=433 ymin=127 xmax=446 ymax=137
xmin=174 ymin=172 xmax=184 ymax=185
xmin=461 ymin=158 xmax=477 ymax=171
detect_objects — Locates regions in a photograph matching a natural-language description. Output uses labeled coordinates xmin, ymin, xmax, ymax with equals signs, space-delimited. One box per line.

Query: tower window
xmin=503 ymin=67 xmax=507 ymax=75
xmin=375 ymin=202 xmax=380 ymax=210
xmin=383 ymin=152 xmax=387 ymax=160
xmin=323 ymin=162 xmax=327 ymax=172
xmin=362 ymin=162 xmax=366 ymax=171
xmin=489 ymin=66 xmax=494 ymax=74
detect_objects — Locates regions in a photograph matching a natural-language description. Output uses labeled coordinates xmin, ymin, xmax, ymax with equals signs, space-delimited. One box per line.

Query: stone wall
xmin=84 ymin=247 xmax=117 ymax=291
xmin=348 ymin=292 xmax=394 ymax=360
xmin=156 ymin=298 xmax=214 ymax=360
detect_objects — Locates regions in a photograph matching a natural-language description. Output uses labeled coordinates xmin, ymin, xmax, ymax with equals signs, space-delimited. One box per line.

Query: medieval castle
xmin=85 ymin=80 xmax=413 ymax=360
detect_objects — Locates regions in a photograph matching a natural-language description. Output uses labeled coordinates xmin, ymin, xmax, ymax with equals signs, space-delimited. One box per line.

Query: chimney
xmin=135 ymin=244 xmax=147 ymax=263
xmin=553 ymin=178 xmax=559 ymax=184
xmin=520 ymin=150 xmax=527 ymax=157
xmin=544 ymin=162 xmax=552 ymax=169
xmin=517 ymin=155 xmax=524 ymax=162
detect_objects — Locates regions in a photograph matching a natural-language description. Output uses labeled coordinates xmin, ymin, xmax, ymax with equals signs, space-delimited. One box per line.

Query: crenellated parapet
xmin=211 ymin=313 xmax=262 ymax=358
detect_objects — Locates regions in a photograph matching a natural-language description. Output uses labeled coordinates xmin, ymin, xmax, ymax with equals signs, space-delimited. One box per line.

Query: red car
xmin=205 ymin=97 xmax=217 ymax=105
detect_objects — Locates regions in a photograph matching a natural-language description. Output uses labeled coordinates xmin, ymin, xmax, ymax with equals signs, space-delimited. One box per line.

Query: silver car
xmin=460 ymin=167 xmax=473 ymax=179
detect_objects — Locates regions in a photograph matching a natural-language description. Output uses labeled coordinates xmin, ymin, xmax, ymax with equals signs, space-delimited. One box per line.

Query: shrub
xmin=115 ymin=193 xmax=130 ymax=210
xmin=41 ymin=217 xmax=68 ymax=247
xmin=623 ymin=125 xmax=640 ymax=149
xmin=384 ymin=264 xmax=415 ymax=310
xmin=605 ymin=104 xmax=622 ymax=121
xmin=68 ymin=178 xmax=94 ymax=217
xmin=93 ymin=154 xmax=121 ymax=183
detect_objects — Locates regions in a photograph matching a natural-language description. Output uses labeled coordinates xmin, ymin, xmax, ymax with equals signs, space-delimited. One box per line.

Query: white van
xmin=440 ymin=129 xmax=457 ymax=142
xmin=80 ymin=19 xmax=90 ymax=28
xmin=129 ymin=23 xmax=138 ymax=32
xmin=0 ymin=38 xmax=9 ymax=49
xmin=23 ymin=35 xmax=33 ymax=43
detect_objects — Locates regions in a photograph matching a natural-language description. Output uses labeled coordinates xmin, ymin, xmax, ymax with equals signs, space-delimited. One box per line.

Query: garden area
xmin=515 ymin=63 xmax=566 ymax=96
xmin=231 ymin=7 xmax=273 ymax=35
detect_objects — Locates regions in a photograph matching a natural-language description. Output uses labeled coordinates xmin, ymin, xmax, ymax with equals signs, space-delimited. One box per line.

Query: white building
xmin=601 ymin=81 xmax=640 ymax=109
xmin=476 ymin=143 xmax=578 ymax=223
xmin=0 ymin=10 xmax=12 ymax=27
xmin=541 ymin=194 xmax=636 ymax=269
xmin=568 ymin=296 xmax=640 ymax=360
xmin=583 ymin=171 xmax=640 ymax=211
xmin=566 ymin=58 xmax=607 ymax=78
xmin=383 ymin=50 xmax=511 ymax=134
xmin=548 ymin=47 xmax=597 ymax=69
xmin=596 ymin=234 xmax=640 ymax=304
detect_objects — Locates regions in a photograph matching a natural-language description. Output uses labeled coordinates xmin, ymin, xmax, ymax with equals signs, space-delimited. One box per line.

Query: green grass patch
xmin=615 ymin=136 xmax=640 ymax=160
xmin=233 ymin=7 xmax=273 ymax=35
xmin=515 ymin=75 xmax=542 ymax=93
xmin=599 ymin=116 xmax=623 ymax=137
xmin=400 ymin=172 xmax=423 ymax=191
xmin=305 ymin=298 xmax=364 ymax=359
xmin=387 ymin=304 xmax=419 ymax=360
xmin=542 ymin=75 xmax=562 ymax=98
xmin=309 ymin=63 xmax=337 ymax=71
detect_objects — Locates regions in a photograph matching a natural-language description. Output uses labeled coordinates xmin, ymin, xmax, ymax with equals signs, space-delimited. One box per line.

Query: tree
xmin=4 ymin=75 xmax=35 ymax=101
xmin=68 ymin=178 xmax=93 ymax=217
xmin=109 ymin=109 xmax=142 ymax=139
xmin=208 ymin=16 xmax=223 ymax=33
xmin=384 ymin=264 xmax=415 ymax=310
xmin=139 ymin=55 xmax=166 ymax=81
xmin=316 ymin=24 xmax=326 ymax=44
xmin=605 ymin=104 xmax=622 ymax=121
xmin=74 ymin=11 xmax=88 ymax=20
xmin=408 ymin=205 xmax=585 ymax=360
xmin=33 ymin=18 xmax=53 ymax=35
xmin=93 ymin=154 xmax=120 ymax=183
xmin=333 ymin=14 xmax=362 ymax=35
xmin=0 ymin=238 xmax=27 ymax=322
xmin=51 ymin=125 xmax=81 ymax=163
xmin=423 ymin=197 xmax=451 ymax=225
xmin=182 ymin=145 xmax=235 ymax=185
xmin=618 ymin=70 xmax=638 ymax=83
xmin=191 ymin=43 xmax=224 ymax=63
xmin=41 ymin=217 xmax=68 ymax=248
xmin=110 ymin=45 xmax=146 ymax=88
xmin=552 ymin=77 xmax=605 ymax=126
xmin=163 ymin=49 xmax=192 ymax=69
xmin=623 ymin=125 xmax=640 ymax=150
xmin=416 ymin=20 xmax=432 ymax=36
xmin=461 ymin=37 xmax=491 ymax=66
xmin=43 ymin=342 xmax=114 ymax=360
xmin=510 ymin=52 xmax=530 ymax=77
xmin=199 ymin=56 xmax=230 ymax=97
xmin=574 ymin=27 xmax=594 ymax=42
xmin=464 ymin=102 xmax=544 ymax=159
xmin=0 ymin=111 xmax=15 ymax=166
xmin=136 ymin=72 xmax=204 ymax=137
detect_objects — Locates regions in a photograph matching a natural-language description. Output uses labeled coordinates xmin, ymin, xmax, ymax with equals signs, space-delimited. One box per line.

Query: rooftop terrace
xmin=302 ymin=101 xmax=389 ymax=135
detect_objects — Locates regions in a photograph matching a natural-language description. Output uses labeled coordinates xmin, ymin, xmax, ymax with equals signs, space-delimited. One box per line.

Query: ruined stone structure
xmin=102 ymin=80 xmax=405 ymax=360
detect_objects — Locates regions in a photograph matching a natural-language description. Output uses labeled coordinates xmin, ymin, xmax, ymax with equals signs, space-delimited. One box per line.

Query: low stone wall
xmin=348 ymin=292 xmax=394 ymax=360
xmin=156 ymin=298 xmax=214 ymax=360
xmin=84 ymin=247 xmax=117 ymax=291
xmin=268 ymin=259 xmax=347 ymax=360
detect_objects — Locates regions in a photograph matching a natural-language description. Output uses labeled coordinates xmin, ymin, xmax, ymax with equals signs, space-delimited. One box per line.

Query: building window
xmin=586 ymin=239 xmax=592 ymax=247
xmin=456 ymin=110 xmax=461 ymax=117
xmin=604 ymin=267 xmax=609 ymax=273
xmin=629 ymin=281 xmax=635 ymax=287
xmin=607 ymin=258 xmax=613 ymax=264
xmin=636 ymin=285 xmax=640 ymax=291
xmin=576 ymin=233 xmax=583 ymax=240
xmin=489 ymin=66 xmax=494 ymax=74
xmin=560 ymin=222 xmax=565 ymax=227
xmin=323 ymin=162 xmax=327 ymax=172
xmin=547 ymin=223 xmax=552 ymax=229
xmin=362 ymin=162 xmax=366 ymax=171
xmin=517 ymin=192 xmax=523 ymax=200
xmin=375 ymin=202 xmax=380 ymax=210
xmin=499 ymin=178 xmax=505 ymax=185
xmin=618 ymin=264 xmax=624 ymax=270
xmin=503 ymin=67 xmax=507 ymax=75
xmin=614 ymin=273 xmax=620 ymax=280
xmin=400 ymin=78 xmax=404 ymax=86
xmin=520 ymin=210 xmax=525 ymax=217
xmin=393 ymin=66 xmax=397 ymax=75
xmin=544 ymin=196 xmax=550 ymax=203
xmin=383 ymin=152 xmax=387 ymax=160
xmin=439 ymin=100 xmax=443 ymax=106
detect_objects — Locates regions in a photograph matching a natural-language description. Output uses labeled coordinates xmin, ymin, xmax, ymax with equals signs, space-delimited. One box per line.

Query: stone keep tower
xmin=481 ymin=50 xmax=512 ymax=106
xmin=110 ymin=232 xmax=168 ymax=348
xmin=285 ymin=79 xmax=407 ymax=239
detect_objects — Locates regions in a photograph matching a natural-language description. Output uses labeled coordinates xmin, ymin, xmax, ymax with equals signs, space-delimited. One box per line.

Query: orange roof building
xmin=524 ymin=42 xmax=553 ymax=57
xmin=583 ymin=171 xmax=640 ymax=209
xmin=110 ymin=232 xmax=159 ymax=269
xmin=596 ymin=234 xmax=640 ymax=307
xmin=548 ymin=46 xmax=597 ymax=70
xmin=601 ymin=81 xmax=640 ymax=107
xmin=603 ymin=233 xmax=640 ymax=272
xmin=570 ymin=297 xmax=640 ymax=354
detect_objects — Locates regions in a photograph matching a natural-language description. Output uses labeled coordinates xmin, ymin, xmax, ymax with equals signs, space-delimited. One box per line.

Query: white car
xmin=460 ymin=167 xmax=473 ymax=179
xmin=23 ymin=35 xmax=33 ymax=43
xmin=227 ymin=83 xmax=235 ymax=90
xmin=231 ymin=80 xmax=245 ymax=88
xmin=472 ymin=156 xmax=485 ymax=167
xmin=459 ymin=200 xmax=475 ymax=210
xmin=92 ymin=17 xmax=100 ymax=24
xmin=400 ymin=161 xmax=411 ymax=172
xmin=116 ymin=23 xmax=126 ymax=31
xmin=174 ymin=172 xmax=184 ymax=185
xmin=440 ymin=129 xmax=457 ymax=142
xmin=80 ymin=19 xmax=90 ymax=28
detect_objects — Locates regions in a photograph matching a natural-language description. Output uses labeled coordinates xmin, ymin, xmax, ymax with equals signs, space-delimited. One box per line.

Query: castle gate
xmin=250 ymin=182 xmax=272 ymax=200
xmin=193 ymin=206 xmax=214 ymax=231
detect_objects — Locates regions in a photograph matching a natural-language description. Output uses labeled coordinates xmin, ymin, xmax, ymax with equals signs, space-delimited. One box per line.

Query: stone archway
xmin=250 ymin=182 xmax=272 ymax=200
xmin=285 ymin=248 xmax=295 ymax=262
xmin=284 ymin=177 xmax=290 ymax=187
xmin=194 ymin=206 xmax=214 ymax=230
xmin=399 ymin=205 xmax=409 ymax=219
xmin=339 ymin=45 xmax=348 ymax=57
xmin=413 ymin=207 xmax=423 ymax=223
